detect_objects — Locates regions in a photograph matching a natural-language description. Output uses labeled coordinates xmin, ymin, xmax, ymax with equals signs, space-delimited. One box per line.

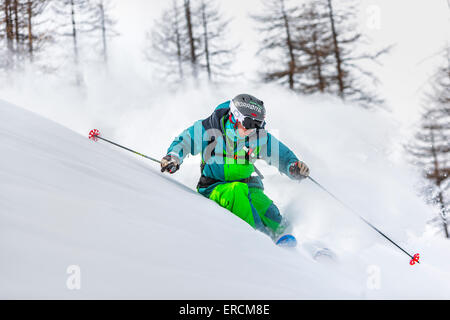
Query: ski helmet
xmin=230 ymin=94 xmax=266 ymax=129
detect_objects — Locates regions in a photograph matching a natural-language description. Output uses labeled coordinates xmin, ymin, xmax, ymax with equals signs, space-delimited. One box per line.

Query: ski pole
xmin=307 ymin=176 xmax=420 ymax=265
xmin=88 ymin=129 xmax=161 ymax=164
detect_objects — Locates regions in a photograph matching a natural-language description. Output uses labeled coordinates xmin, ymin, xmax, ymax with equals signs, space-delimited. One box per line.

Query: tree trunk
xmin=327 ymin=0 xmax=345 ymax=98
xmin=201 ymin=1 xmax=211 ymax=81
xmin=173 ymin=0 xmax=183 ymax=80
xmin=430 ymin=129 xmax=449 ymax=238
xmin=5 ymin=0 xmax=13 ymax=49
xmin=280 ymin=0 xmax=295 ymax=90
xmin=27 ymin=0 xmax=33 ymax=61
xmin=70 ymin=0 xmax=79 ymax=64
xmin=13 ymin=0 xmax=19 ymax=48
xmin=312 ymin=30 xmax=325 ymax=92
xmin=184 ymin=0 xmax=197 ymax=78
xmin=70 ymin=0 xmax=82 ymax=85
xmin=437 ymin=190 xmax=449 ymax=238
xmin=4 ymin=0 xmax=14 ymax=68
xmin=99 ymin=1 xmax=108 ymax=63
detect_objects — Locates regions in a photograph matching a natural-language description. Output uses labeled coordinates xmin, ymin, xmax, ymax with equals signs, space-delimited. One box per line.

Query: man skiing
xmin=160 ymin=94 xmax=310 ymax=246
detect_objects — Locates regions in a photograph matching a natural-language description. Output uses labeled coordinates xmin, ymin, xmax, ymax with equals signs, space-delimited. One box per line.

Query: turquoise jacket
xmin=166 ymin=101 xmax=300 ymax=197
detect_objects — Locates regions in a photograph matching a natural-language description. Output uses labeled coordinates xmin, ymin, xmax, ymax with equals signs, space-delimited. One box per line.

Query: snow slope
xmin=1 ymin=97 xmax=450 ymax=299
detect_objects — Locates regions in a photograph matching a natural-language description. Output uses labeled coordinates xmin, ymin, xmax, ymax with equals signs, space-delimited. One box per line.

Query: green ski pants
xmin=209 ymin=181 xmax=283 ymax=235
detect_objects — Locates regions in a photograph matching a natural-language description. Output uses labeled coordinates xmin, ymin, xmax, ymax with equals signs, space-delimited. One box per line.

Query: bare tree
xmin=197 ymin=0 xmax=238 ymax=82
xmin=323 ymin=0 xmax=391 ymax=108
xmin=407 ymin=51 xmax=450 ymax=238
xmin=25 ymin=0 xmax=50 ymax=63
xmin=253 ymin=0 xmax=390 ymax=107
xmin=0 ymin=0 xmax=50 ymax=69
xmin=146 ymin=0 xmax=186 ymax=82
xmin=0 ymin=0 xmax=16 ymax=68
xmin=0 ymin=0 xmax=25 ymax=68
xmin=252 ymin=0 xmax=300 ymax=90
xmin=295 ymin=1 xmax=335 ymax=94
xmin=84 ymin=0 xmax=118 ymax=63
xmin=184 ymin=0 xmax=199 ymax=79
xmin=146 ymin=0 xmax=237 ymax=83
xmin=51 ymin=0 xmax=91 ymax=84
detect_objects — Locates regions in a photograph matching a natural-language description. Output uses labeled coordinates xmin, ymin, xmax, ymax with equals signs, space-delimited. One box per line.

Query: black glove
xmin=160 ymin=155 xmax=180 ymax=174
xmin=289 ymin=161 xmax=310 ymax=180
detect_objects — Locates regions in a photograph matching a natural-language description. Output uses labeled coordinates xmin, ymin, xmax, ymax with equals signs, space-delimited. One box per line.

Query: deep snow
xmin=1 ymin=95 xmax=450 ymax=299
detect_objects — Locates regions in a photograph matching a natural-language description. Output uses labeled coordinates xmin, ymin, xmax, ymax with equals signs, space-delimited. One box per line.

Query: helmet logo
xmin=234 ymin=101 xmax=264 ymax=116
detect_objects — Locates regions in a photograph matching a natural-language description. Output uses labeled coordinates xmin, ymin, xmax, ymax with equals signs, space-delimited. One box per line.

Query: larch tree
xmin=407 ymin=51 xmax=450 ymax=238
xmin=0 ymin=0 xmax=50 ymax=69
xmin=146 ymin=0 xmax=186 ymax=83
xmin=252 ymin=0 xmax=391 ymax=108
xmin=146 ymin=0 xmax=236 ymax=83
xmin=51 ymin=0 xmax=91 ymax=85
xmin=24 ymin=0 xmax=51 ymax=63
xmin=294 ymin=1 xmax=335 ymax=94
xmin=184 ymin=0 xmax=199 ymax=79
xmin=197 ymin=0 xmax=238 ymax=82
xmin=251 ymin=0 xmax=301 ymax=90
xmin=322 ymin=0 xmax=391 ymax=108
xmin=0 ymin=0 xmax=16 ymax=69
xmin=84 ymin=0 xmax=118 ymax=63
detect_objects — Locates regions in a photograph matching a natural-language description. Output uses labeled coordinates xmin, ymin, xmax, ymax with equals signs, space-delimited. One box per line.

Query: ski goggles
xmin=242 ymin=116 xmax=265 ymax=130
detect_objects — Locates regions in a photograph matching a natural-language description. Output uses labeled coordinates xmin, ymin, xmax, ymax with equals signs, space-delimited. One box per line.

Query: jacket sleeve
xmin=259 ymin=131 xmax=299 ymax=178
xmin=166 ymin=120 xmax=205 ymax=164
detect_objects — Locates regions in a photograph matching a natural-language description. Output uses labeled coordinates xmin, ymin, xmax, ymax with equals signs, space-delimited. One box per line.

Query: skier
xmin=160 ymin=94 xmax=310 ymax=247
